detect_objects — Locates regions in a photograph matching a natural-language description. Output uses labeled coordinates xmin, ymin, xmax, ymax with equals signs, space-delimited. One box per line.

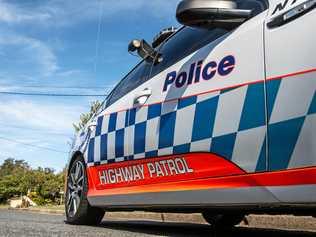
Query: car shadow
xmin=99 ymin=220 xmax=316 ymax=237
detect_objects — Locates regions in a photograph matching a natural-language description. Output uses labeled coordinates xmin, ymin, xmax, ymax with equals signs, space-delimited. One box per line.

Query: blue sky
xmin=0 ymin=0 xmax=180 ymax=172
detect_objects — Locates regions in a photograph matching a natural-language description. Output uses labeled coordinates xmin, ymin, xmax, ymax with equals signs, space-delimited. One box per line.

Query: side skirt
xmin=88 ymin=185 xmax=316 ymax=212
xmin=88 ymin=186 xmax=277 ymax=208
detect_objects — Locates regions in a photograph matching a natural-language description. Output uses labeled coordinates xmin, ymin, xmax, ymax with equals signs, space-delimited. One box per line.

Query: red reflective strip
xmin=87 ymin=155 xmax=316 ymax=197
xmin=267 ymin=68 xmax=316 ymax=81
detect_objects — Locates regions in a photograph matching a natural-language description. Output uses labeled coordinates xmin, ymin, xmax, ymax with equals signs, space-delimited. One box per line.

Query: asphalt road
xmin=0 ymin=209 xmax=316 ymax=237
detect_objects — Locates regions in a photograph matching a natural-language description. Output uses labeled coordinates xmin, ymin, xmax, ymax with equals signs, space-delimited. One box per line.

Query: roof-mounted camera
xmin=128 ymin=39 xmax=162 ymax=64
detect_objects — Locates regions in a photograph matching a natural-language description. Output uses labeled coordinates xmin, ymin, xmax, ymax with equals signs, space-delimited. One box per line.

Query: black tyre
xmin=202 ymin=213 xmax=244 ymax=229
xmin=65 ymin=156 xmax=105 ymax=225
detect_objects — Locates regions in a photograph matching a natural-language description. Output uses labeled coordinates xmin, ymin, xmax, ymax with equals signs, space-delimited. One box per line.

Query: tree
xmin=0 ymin=158 xmax=29 ymax=177
xmin=73 ymin=100 xmax=102 ymax=133
xmin=0 ymin=159 xmax=31 ymax=202
xmin=0 ymin=159 xmax=66 ymax=205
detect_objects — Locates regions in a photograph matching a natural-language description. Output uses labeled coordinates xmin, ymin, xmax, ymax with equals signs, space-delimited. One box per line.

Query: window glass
xmin=106 ymin=60 xmax=152 ymax=108
xmin=151 ymin=27 xmax=229 ymax=77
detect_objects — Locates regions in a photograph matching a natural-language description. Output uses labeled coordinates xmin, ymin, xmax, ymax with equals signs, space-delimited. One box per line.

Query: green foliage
xmin=0 ymin=159 xmax=66 ymax=205
xmin=31 ymin=196 xmax=46 ymax=206
xmin=73 ymin=100 xmax=102 ymax=133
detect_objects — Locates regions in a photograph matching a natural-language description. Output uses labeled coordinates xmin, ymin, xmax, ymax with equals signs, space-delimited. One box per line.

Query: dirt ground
xmin=106 ymin=212 xmax=316 ymax=231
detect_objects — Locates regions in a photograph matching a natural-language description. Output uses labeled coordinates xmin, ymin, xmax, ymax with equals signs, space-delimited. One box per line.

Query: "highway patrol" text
xmin=98 ymin=157 xmax=194 ymax=185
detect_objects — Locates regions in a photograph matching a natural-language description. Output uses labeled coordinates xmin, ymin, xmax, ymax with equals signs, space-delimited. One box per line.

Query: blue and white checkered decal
xmin=87 ymin=73 xmax=316 ymax=173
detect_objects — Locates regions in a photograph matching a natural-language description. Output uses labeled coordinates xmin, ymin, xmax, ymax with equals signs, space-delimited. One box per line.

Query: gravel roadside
xmin=1 ymin=209 xmax=316 ymax=237
xmin=4 ymin=206 xmax=316 ymax=232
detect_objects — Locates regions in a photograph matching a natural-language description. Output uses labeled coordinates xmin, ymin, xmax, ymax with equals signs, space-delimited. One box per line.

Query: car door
xmin=265 ymin=0 xmax=316 ymax=172
xmin=130 ymin=8 xmax=268 ymax=177
xmin=86 ymin=61 xmax=152 ymax=167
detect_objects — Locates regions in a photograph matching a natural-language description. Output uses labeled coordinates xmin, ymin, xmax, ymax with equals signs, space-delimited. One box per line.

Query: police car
xmin=65 ymin=0 xmax=316 ymax=227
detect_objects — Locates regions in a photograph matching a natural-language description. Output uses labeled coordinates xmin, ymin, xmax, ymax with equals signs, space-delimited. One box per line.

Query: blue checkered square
xmin=100 ymin=133 xmax=107 ymax=162
xmin=148 ymin=103 xmax=162 ymax=120
xmin=129 ymin=108 xmax=136 ymax=126
xmin=158 ymin=111 xmax=176 ymax=149
xmin=238 ymin=83 xmax=265 ymax=131
xmin=134 ymin=122 xmax=146 ymax=154
xmin=87 ymin=137 xmax=95 ymax=163
xmin=108 ymin=113 xmax=117 ymax=132
xmin=95 ymin=116 xmax=103 ymax=136
xmin=173 ymin=143 xmax=191 ymax=154
xmin=192 ymin=96 xmax=219 ymax=142
xmin=115 ymin=128 xmax=125 ymax=158
xmin=178 ymin=96 xmax=197 ymax=109
xmin=308 ymin=92 xmax=316 ymax=115
xmin=145 ymin=150 xmax=158 ymax=158
xmin=211 ymin=133 xmax=237 ymax=160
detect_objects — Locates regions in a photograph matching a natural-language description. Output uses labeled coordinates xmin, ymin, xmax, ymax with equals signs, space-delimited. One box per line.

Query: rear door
xmin=265 ymin=0 xmax=316 ymax=172
xmin=129 ymin=27 xmax=233 ymax=160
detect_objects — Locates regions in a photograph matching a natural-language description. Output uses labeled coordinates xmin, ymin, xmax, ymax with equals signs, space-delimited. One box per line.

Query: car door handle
xmin=134 ymin=88 xmax=152 ymax=106
xmin=88 ymin=121 xmax=97 ymax=131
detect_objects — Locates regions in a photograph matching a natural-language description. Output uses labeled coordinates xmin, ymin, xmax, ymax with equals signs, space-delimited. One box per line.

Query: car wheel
xmin=65 ymin=156 xmax=105 ymax=225
xmin=202 ymin=213 xmax=244 ymax=229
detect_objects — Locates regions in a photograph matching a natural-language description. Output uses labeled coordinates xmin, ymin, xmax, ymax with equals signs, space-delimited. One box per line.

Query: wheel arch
xmin=68 ymin=151 xmax=86 ymax=173
xmin=65 ymin=151 xmax=86 ymax=193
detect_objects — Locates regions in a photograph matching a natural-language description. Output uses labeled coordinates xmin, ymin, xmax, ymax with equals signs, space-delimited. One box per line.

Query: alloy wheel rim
xmin=67 ymin=161 xmax=84 ymax=218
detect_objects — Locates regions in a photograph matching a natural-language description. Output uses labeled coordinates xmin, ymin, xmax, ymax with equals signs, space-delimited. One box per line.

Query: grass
xmin=0 ymin=204 xmax=9 ymax=209
xmin=30 ymin=205 xmax=64 ymax=210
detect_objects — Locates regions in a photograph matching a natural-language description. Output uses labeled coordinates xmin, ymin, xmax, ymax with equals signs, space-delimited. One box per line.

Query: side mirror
xmin=128 ymin=39 xmax=162 ymax=64
xmin=176 ymin=0 xmax=253 ymax=30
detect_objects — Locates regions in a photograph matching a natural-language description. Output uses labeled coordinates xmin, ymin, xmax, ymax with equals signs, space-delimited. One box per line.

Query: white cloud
xmin=0 ymin=98 xmax=89 ymax=170
xmin=0 ymin=0 xmax=179 ymax=27
xmin=0 ymin=31 xmax=58 ymax=76
xmin=0 ymin=99 xmax=86 ymax=132
xmin=0 ymin=1 xmax=51 ymax=24
xmin=0 ymin=137 xmax=42 ymax=161
xmin=0 ymin=0 xmax=180 ymax=171
xmin=0 ymin=0 xmax=179 ymax=79
xmin=55 ymin=69 xmax=85 ymax=78
xmin=0 ymin=135 xmax=69 ymax=171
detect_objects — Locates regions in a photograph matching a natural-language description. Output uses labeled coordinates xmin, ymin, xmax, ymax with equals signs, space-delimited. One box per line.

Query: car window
xmin=106 ymin=60 xmax=152 ymax=108
xmin=150 ymin=27 xmax=229 ymax=78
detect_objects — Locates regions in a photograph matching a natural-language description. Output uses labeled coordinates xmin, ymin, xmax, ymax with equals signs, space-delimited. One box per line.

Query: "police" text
xmin=163 ymin=55 xmax=235 ymax=92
